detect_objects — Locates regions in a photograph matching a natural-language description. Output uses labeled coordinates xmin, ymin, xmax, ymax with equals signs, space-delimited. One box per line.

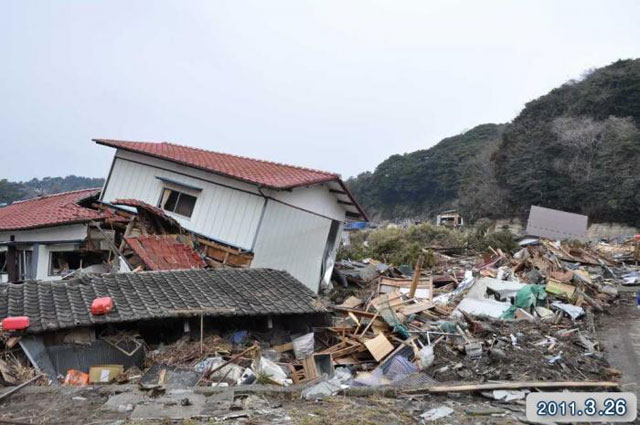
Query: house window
xmin=0 ymin=251 xmax=6 ymax=276
xmin=17 ymin=249 xmax=32 ymax=281
xmin=158 ymin=188 xmax=197 ymax=218
xmin=49 ymin=251 xmax=108 ymax=276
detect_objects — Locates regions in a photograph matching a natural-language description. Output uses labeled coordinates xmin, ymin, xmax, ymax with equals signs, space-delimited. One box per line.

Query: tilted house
xmin=95 ymin=139 xmax=366 ymax=292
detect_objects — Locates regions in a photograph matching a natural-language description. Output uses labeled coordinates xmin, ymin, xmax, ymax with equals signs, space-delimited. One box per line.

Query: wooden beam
xmin=404 ymin=380 xmax=620 ymax=394
xmin=409 ymin=255 xmax=424 ymax=299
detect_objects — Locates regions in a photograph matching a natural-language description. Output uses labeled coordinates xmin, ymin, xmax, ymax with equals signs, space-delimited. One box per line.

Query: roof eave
xmin=95 ymin=139 xmax=368 ymax=220
xmin=0 ymin=218 xmax=102 ymax=233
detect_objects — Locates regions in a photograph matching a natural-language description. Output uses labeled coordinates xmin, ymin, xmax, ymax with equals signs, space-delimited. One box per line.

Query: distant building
xmin=436 ymin=210 xmax=464 ymax=228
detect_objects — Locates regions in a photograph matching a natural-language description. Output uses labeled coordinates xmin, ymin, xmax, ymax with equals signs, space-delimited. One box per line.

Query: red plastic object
xmin=91 ymin=297 xmax=114 ymax=315
xmin=634 ymin=234 xmax=640 ymax=241
xmin=64 ymin=369 xmax=89 ymax=386
xmin=2 ymin=316 xmax=30 ymax=331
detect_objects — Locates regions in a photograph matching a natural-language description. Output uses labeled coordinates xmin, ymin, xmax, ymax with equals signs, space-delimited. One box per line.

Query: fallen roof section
xmin=0 ymin=268 xmax=324 ymax=333
xmin=0 ymin=188 xmax=103 ymax=231
xmin=125 ymin=235 xmax=206 ymax=271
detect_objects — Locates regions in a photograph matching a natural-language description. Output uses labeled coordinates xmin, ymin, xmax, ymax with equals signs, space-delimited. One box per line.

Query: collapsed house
xmin=94 ymin=139 xmax=367 ymax=292
xmin=0 ymin=189 xmax=113 ymax=283
xmin=0 ymin=268 xmax=325 ymax=382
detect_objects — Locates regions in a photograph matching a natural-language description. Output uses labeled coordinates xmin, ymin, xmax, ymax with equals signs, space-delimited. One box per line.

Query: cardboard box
xmin=89 ymin=364 xmax=124 ymax=383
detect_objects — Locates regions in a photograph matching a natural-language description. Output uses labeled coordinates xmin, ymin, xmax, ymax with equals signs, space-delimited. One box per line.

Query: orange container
xmin=2 ymin=316 xmax=30 ymax=331
xmin=64 ymin=369 xmax=89 ymax=386
xmin=91 ymin=297 xmax=114 ymax=315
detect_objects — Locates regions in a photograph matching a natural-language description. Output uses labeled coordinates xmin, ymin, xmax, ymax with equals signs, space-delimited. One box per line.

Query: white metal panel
xmin=266 ymin=184 xmax=348 ymax=222
xmin=113 ymin=150 xmax=263 ymax=194
xmin=0 ymin=224 xmax=88 ymax=243
xmin=251 ymin=201 xmax=332 ymax=292
xmin=101 ymin=156 xmax=264 ymax=250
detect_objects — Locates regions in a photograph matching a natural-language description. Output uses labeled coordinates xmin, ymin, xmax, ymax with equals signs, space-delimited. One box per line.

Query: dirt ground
xmin=597 ymin=288 xmax=640 ymax=397
xmin=0 ymin=292 xmax=639 ymax=425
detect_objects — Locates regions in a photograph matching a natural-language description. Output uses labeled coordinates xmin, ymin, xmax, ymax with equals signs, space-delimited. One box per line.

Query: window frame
xmin=157 ymin=187 xmax=198 ymax=218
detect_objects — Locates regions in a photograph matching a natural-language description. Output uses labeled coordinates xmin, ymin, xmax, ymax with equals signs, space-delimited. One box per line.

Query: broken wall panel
xmin=251 ymin=200 xmax=334 ymax=293
xmin=526 ymin=205 xmax=588 ymax=240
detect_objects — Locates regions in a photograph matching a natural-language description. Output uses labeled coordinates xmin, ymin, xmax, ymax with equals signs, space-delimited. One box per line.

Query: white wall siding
xmin=0 ymin=224 xmax=88 ymax=243
xmin=267 ymin=185 xmax=347 ymax=222
xmin=251 ymin=201 xmax=332 ymax=292
xmin=101 ymin=154 xmax=265 ymax=250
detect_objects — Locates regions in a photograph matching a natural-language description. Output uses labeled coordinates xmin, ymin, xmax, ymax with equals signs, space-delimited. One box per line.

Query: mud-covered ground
xmin=0 ymin=386 xmax=533 ymax=425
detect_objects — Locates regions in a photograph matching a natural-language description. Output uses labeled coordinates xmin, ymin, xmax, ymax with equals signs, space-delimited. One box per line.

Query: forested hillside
xmin=0 ymin=176 xmax=104 ymax=205
xmin=347 ymin=124 xmax=505 ymax=219
xmin=495 ymin=59 xmax=640 ymax=224
xmin=348 ymin=59 xmax=640 ymax=225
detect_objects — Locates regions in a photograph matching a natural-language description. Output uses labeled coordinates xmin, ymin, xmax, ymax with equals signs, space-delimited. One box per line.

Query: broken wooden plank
xmin=398 ymin=301 xmax=435 ymax=316
xmin=408 ymin=255 xmax=424 ymax=299
xmin=273 ymin=342 xmax=293 ymax=353
xmin=404 ymin=380 xmax=620 ymax=394
xmin=363 ymin=333 xmax=394 ymax=362
xmin=338 ymin=296 xmax=363 ymax=309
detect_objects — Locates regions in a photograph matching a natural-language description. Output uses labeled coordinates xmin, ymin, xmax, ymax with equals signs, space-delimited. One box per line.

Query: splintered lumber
xmin=398 ymin=301 xmax=434 ymax=315
xmin=274 ymin=342 xmax=294 ymax=353
xmin=364 ymin=333 xmax=394 ymax=362
xmin=339 ymin=296 xmax=363 ymax=309
xmin=332 ymin=307 xmax=378 ymax=318
xmin=408 ymin=255 xmax=424 ymax=298
xmin=205 ymin=344 xmax=258 ymax=378
xmin=0 ymin=374 xmax=43 ymax=402
xmin=404 ymin=380 xmax=620 ymax=394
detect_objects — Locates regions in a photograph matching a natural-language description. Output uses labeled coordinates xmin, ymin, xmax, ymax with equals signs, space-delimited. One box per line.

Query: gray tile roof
xmin=0 ymin=269 xmax=323 ymax=334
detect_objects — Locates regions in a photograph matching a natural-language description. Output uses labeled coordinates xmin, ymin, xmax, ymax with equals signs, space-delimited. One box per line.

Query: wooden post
xmin=200 ymin=314 xmax=204 ymax=355
xmin=409 ymin=255 xmax=424 ymax=299
xmin=428 ymin=276 xmax=433 ymax=303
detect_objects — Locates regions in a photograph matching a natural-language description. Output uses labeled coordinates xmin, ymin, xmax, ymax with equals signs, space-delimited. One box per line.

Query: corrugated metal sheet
xmin=526 ymin=205 xmax=588 ymax=240
xmin=102 ymin=158 xmax=264 ymax=249
xmin=47 ymin=340 xmax=144 ymax=375
xmin=251 ymin=201 xmax=332 ymax=292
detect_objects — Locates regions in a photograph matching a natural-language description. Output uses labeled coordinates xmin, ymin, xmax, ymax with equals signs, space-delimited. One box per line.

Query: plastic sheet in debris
xmin=482 ymin=390 xmax=528 ymax=402
xmin=354 ymin=352 xmax=417 ymax=387
xmin=500 ymin=284 xmax=546 ymax=319
xmin=622 ymin=271 xmax=640 ymax=285
xmin=252 ymin=356 xmax=289 ymax=386
xmin=420 ymin=406 xmax=454 ymax=422
xmin=418 ymin=345 xmax=434 ymax=369
xmin=301 ymin=367 xmax=352 ymax=400
xmin=292 ymin=333 xmax=315 ymax=360
xmin=194 ymin=356 xmax=244 ymax=382
xmin=434 ymin=270 xmax=474 ymax=305
xmin=454 ymin=297 xmax=511 ymax=319
xmin=551 ymin=301 xmax=585 ymax=320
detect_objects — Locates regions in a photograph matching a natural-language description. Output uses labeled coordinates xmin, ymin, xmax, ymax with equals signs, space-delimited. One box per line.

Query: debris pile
xmin=324 ymin=236 xmax=634 ymax=388
xmin=0 ymin=234 xmax=635 ymax=403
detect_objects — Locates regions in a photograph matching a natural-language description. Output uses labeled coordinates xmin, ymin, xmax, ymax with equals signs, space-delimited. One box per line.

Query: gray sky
xmin=1 ymin=1 xmax=639 ymax=182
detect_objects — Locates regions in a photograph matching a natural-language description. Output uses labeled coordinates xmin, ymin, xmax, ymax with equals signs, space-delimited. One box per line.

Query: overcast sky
xmin=1 ymin=1 xmax=639 ymax=182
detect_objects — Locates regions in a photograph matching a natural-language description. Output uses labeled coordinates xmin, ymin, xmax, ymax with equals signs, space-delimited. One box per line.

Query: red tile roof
xmin=94 ymin=139 xmax=339 ymax=189
xmin=0 ymin=189 xmax=103 ymax=231
xmin=125 ymin=235 xmax=206 ymax=271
